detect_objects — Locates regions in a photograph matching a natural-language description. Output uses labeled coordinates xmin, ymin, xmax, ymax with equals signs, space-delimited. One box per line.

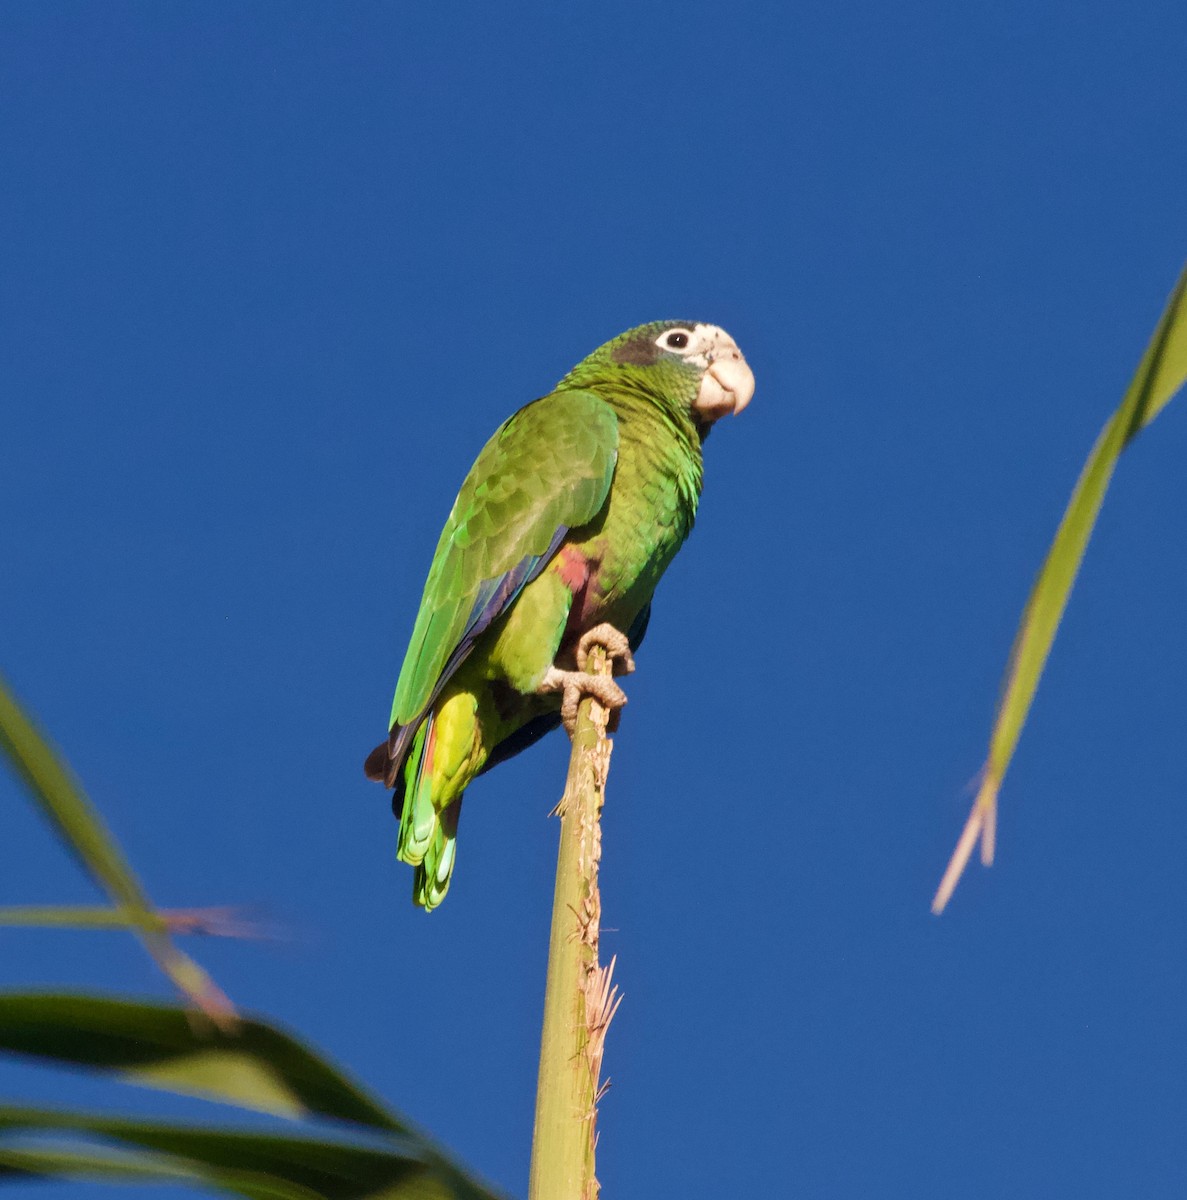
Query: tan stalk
xmin=528 ymin=644 xmax=622 ymax=1200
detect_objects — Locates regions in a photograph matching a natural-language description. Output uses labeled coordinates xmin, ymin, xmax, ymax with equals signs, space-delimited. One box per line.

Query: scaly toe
xmin=585 ymin=674 xmax=628 ymax=711
xmin=539 ymin=663 xmax=629 ymax=737
xmin=561 ymin=683 xmax=582 ymax=735
xmin=576 ymin=623 xmax=636 ymax=676
xmin=558 ymin=672 xmax=628 ymax=736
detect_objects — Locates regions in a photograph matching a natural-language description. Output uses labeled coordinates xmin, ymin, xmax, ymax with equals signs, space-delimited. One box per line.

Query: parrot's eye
xmin=665 ymin=331 xmax=689 ymax=349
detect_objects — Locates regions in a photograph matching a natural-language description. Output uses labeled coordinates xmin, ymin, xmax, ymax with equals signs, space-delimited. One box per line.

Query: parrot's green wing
xmin=390 ymin=389 xmax=619 ymax=730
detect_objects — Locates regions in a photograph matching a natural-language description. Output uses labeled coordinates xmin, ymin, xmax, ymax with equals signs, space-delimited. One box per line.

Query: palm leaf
xmin=0 ymin=671 xmax=233 ymax=1018
xmin=0 ymin=997 xmax=504 ymax=1200
xmin=0 ymin=906 xmax=258 ymax=936
xmin=0 ymin=993 xmax=403 ymax=1131
xmin=0 ymin=1106 xmax=469 ymax=1200
xmin=933 ymin=261 xmax=1187 ymax=911
xmin=0 ymin=1140 xmax=320 ymax=1200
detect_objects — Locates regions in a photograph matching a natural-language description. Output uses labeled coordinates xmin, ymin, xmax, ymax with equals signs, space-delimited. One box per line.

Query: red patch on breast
xmin=555 ymin=545 xmax=590 ymax=593
xmin=557 ymin=546 xmax=608 ymax=643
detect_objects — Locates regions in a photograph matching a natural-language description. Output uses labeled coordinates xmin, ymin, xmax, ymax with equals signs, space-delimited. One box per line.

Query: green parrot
xmin=365 ymin=320 xmax=754 ymax=909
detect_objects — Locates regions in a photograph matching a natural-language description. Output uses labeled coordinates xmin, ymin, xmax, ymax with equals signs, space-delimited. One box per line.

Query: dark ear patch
xmin=611 ymin=334 xmax=663 ymax=366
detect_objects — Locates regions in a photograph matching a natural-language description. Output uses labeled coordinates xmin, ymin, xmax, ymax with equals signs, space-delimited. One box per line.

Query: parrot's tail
xmin=395 ymin=713 xmax=462 ymax=910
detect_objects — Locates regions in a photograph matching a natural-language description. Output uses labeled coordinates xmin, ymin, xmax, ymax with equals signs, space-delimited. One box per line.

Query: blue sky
xmin=4 ymin=2 xmax=1187 ymax=1196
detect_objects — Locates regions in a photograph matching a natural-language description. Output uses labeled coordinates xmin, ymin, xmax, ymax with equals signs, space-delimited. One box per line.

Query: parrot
xmin=365 ymin=320 xmax=754 ymax=909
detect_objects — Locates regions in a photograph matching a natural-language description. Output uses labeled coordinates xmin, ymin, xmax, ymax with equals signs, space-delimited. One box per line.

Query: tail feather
xmin=367 ymin=688 xmax=500 ymax=910
xmin=397 ymin=716 xmax=438 ymax=864
xmin=415 ymin=799 xmax=462 ymax=910
xmin=392 ymin=713 xmax=464 ymax=910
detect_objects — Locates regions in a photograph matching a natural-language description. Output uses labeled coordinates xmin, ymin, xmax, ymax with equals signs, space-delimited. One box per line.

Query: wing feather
xmin=389 ymin=389 xmax=619 ymax=729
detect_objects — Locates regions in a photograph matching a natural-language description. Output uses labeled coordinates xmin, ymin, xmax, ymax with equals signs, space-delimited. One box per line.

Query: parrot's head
xmin=560 ymin=320 xmax=754 ymax=432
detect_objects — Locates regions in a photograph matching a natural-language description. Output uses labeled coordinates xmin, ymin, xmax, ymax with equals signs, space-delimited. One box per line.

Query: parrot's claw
xmin=538 ymin=666 xmax=628 ymax=736
xmin=575 ymin=623 xmax=635 ymax=676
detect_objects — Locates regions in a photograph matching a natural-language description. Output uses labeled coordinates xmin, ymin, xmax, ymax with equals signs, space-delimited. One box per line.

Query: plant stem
xmin=528 ymin=645 xmax=622 ymax=1200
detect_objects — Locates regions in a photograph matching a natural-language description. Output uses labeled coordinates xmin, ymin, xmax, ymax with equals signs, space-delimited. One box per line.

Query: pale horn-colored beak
xmin=695 ymin=337 xmax=755 ymax=422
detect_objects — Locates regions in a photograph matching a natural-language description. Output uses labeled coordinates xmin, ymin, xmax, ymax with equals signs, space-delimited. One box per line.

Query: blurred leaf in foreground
xmin=0 ymin=997 xmax=504 ymax=1200
xmin=0 ymin=906 xmax=261 ymax=936
xmin=0 ymin=672 xmax=233 ymax=1018
xmin=0 ymin=993 xmax=401 ymax=1130
xmin=933 ymin=262 xmax=1187 ymax=912
xmin=0 ymin=1107 xmax=464 ymax=1200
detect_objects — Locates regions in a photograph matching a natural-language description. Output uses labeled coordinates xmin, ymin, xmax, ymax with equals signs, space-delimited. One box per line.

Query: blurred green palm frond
xmin=0 ymin=672 xmax=234 ymax=1018
xmin=933 ymin=261 xmax=1187 ymax=912
xmin=0 ymin=677 xmax=504 ymax=1199
xmin=0 ymin=995 xmax=502 ymax=1199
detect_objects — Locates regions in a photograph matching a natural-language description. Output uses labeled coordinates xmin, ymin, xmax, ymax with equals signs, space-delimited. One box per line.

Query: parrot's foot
xmin=575 ymin=623 xmax=636 ymax=676
xmin=538 ymin=666 xmax=628 ymax=736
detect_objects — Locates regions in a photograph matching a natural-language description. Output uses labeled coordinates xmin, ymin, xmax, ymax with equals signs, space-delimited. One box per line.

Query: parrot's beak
xmin=695 ymin=341 xmax=754 ymax=422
